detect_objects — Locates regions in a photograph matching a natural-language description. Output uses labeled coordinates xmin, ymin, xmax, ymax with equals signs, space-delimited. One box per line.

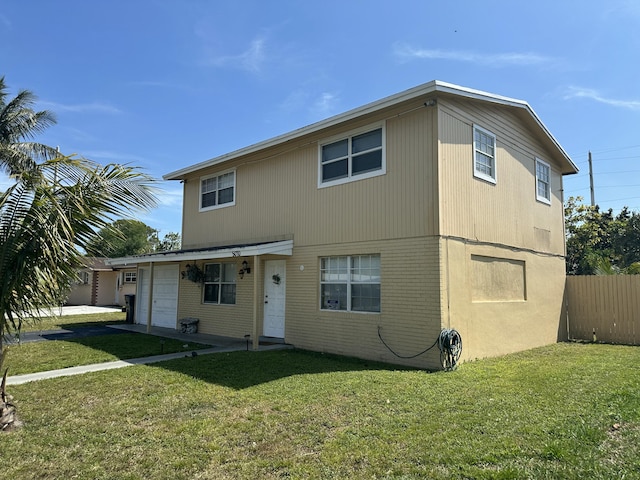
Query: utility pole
xmin=588 ymin=150 xmax=595 ymax=206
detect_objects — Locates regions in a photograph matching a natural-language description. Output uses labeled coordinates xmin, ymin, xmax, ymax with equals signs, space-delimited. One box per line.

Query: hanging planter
xmin=272 ymin=273 xmax=281 ymax=285
xmin=181 ymin=263 xmax=204 ymax=284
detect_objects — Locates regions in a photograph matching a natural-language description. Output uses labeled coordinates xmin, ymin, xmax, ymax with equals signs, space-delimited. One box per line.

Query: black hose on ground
xmin=377 ymin=326 xmax=462 ymax=371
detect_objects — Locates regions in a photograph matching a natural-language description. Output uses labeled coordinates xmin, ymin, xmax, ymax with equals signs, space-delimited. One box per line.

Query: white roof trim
xmin=164 ymin=80 xmax=577 ymax=179
xmin=104 ymin=240 xmax=293 ymax=267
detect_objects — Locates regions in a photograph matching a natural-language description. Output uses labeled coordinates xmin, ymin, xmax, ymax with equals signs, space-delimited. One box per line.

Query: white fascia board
xmin=434 ymin=82 xmax=578 ymax=174
xmin=104 ymin=240 xmax=293 ymax=267
xmin=163 ymin=81 xmax=441 ymax=180
xmin=164 ymin=80 xmax=577 ymax=179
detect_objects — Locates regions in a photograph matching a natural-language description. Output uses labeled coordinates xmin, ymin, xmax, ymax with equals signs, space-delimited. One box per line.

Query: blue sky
xmin=1 ymin=0 xmax=639 ymax=236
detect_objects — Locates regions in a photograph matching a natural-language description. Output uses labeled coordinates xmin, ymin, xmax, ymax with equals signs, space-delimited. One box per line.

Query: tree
xmin=85 ymin=220 xmax=181 ymax=257
xmin=86 ymin=219 xmax=157 ymax=257
xmin=0 ymin=77 xmax=157 ymax=430
xmin=156 ymin=231 xmax=181 ymax=252
xmin=0 ymin=76 xmax=58 ymax=176
xmin=565 ymin=196 xmax=640 ymax=275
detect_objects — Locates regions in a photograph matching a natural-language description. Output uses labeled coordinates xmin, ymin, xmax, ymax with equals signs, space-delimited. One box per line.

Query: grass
xmin=1 ymin=343 xmax=639 ymax=479
xmin=4 ymin=334 xmax=210 ymax=375
xmin=19 ymin=311 xmax=127 ymax=332
xmin=4 ymin=311 xmax=209 ymax=375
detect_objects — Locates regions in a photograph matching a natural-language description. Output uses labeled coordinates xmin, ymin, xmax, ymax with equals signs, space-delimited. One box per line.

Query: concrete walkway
xmin=6 ymin=311 xmax=290 ymax=386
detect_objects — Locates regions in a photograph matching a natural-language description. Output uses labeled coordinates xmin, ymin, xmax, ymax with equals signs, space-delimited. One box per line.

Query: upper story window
xmin=200 ymin=171 xmax=235 ymax=211
xmin=123 ymin=271 xmax=137 ymax=283
xmin=473 ymin=125 xmax=497 ymax=184
xmin=536 ymin=158 xmax=551 ymax=204
xmin=319 ymin=125 xmax=385 ymax=187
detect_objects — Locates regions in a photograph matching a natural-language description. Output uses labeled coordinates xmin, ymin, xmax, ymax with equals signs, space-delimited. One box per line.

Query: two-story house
xmin=111 ymin=80 xmax=578 ymax=370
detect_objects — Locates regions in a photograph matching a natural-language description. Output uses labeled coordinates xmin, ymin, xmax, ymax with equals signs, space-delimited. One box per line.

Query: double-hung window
xmin=319 ymin=125 xmax=385 ymax=187
xmin=200 ymin=171 xmax=235 ymax=211
xmin=203 ymin=263 xmax=236 ymax=304
xmin=78 ymin=271 xmax=90 ymax=285
xmin=123 ymin=271 xmax=137 ymax=283
xmin=320 ymin=254 xmax=381 ymax=312
xmin=473 ymin=125 xmax=497 ymax=184
xmin=535 ymin=158 xmax=551 ymax=204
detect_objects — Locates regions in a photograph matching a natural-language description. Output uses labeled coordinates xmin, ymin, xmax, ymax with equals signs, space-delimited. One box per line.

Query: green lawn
xmin=4 ymin=311 xmax=209 ymax=375
xmin=4 ymin=333 xmax=210 ymax=375
xmin=20 ymin=311 xmax=127 ymax=332
xmin=2 ymin=343 xmax=639 ymax=479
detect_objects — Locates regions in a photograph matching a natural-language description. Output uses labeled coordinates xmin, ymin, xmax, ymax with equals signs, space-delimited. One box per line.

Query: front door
xmin=263 ymin=260 xmax=286 ymax=338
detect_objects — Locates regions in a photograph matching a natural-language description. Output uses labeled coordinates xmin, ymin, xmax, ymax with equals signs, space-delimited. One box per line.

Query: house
xmin=65 ymin=257 xmax=137 ymax=307
xmin=108 ymin=80 xmax=578 ymax=370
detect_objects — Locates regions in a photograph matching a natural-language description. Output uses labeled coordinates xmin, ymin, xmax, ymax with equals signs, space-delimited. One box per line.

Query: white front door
xmin=263 ymin=260 xmax=286 ymax=338
xmin=136 ymin=265 xmax=179 ymax=328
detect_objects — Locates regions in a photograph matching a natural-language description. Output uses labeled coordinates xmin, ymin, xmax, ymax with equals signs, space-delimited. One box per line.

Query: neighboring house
xmin=65 ymin=257 xmax=137 ymax=307
xmin=108 ymin=80 xmax=578 ymax=370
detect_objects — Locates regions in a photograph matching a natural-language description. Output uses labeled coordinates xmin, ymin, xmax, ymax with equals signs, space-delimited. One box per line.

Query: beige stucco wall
xmin=441 ymin=237 xmax=566 ymax=361
xmin=115 ymin=281 xmax=136 ymax=307
xmin=65 ymin=280 xmax=92 ymax=305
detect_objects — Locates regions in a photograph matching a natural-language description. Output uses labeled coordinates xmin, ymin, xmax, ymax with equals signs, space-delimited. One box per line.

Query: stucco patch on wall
xmin=470 ymin=255 xmax=526 ymax=302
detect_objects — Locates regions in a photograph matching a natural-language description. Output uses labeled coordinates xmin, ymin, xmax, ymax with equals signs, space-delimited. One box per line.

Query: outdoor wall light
xmin=239 ymin=260 xmax=251 ymax=279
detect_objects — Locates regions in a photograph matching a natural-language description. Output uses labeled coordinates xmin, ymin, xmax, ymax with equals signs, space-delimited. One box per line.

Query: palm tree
xmin=0 ymin=77 xmax=158 ymax=430
xmin=0 ymin=76 xmax=58 ymax=176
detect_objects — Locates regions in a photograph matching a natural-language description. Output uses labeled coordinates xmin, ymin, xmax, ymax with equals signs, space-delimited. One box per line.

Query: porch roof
xmin=104 ymin=240 xmax=293 ymax=267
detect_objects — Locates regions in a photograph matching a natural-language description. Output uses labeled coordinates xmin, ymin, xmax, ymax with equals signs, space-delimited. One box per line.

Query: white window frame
xmin=78 ymin=271 xmax=90 ymax=285
xmin=199 ymin=170 xmax=236 ymax=212
xmin=123 ymin=271 xmax=137 ymax=283
xmin=318 ymin=123 xmax=386 ymax=188
xmin=535 ymin=158 xmax=552 ymax=205
xmin=203 ymin=262 xmax=236 ymax=305
xmin=319 ymin=254 xmax=381 ymax=313
xmin=473 ymin=125 xmax=497 ymax=184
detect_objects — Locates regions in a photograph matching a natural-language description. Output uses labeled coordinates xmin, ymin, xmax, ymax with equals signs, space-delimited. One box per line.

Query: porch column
xmin=252 ymin=255 xmax=260 ymax=350
xmin=146 ymin=262 xmax=154 ymax=333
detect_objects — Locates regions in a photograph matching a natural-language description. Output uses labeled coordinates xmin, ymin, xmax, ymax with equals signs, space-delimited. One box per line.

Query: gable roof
xmin=164 ymin=80 xmax=578 ymax=180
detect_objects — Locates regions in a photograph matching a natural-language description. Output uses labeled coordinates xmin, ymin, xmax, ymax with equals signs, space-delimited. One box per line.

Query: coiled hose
xmin=377 ymin=326 xmax=462 ymax=371
xmin=438 ymin=328 xmax=462 ymax=371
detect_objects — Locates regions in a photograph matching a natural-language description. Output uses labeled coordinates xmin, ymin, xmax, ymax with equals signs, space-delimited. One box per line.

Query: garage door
xmin=136 ymin=264 xmax=179 ymax=328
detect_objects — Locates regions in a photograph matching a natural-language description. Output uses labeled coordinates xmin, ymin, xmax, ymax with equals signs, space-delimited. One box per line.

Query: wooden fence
xmin=565 ymin=275 xmax=640 ymax=345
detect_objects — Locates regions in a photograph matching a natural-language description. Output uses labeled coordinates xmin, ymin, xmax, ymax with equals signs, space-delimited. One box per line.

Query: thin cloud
xmin=204 ymin=37 xmax=267 ymax=73
xmin=279 ymin=90 xmax=340 ymax=119
xmin=312 ymin=92 xmax=339 ymax=117
xmin=393 ymin=43 xmax=556 ymax=67
xmin=564 ymin=86 xmax=640 ymax=111
xmin=156 ymin=183 xmax=184 ymax=208
xmin=40 ymin=100 xmax=122 ymax=115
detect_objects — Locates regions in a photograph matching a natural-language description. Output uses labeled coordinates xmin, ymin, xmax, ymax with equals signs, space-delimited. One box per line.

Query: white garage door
xmin=136 ymin=264 xmax=179 ymax=328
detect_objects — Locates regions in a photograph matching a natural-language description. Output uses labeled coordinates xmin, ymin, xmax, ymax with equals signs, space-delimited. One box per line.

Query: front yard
xmin=1 ymin=343 xmax=639 ymax=479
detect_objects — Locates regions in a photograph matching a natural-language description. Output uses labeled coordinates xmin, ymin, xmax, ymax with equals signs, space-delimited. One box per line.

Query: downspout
xmin=560 ymin=179 xmax=570 ymax=341
xmin=146 ymin=262 xmax=155 ymax=334
xmin=252 ymin=255 xmax=260 ymax=350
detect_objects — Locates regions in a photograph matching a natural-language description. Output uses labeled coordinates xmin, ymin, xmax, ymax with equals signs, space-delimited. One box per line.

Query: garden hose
xmin=438 ymin=328 xmax=462 ymax=371
xmin=377 ymin=326 xmax=462 ymax=371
